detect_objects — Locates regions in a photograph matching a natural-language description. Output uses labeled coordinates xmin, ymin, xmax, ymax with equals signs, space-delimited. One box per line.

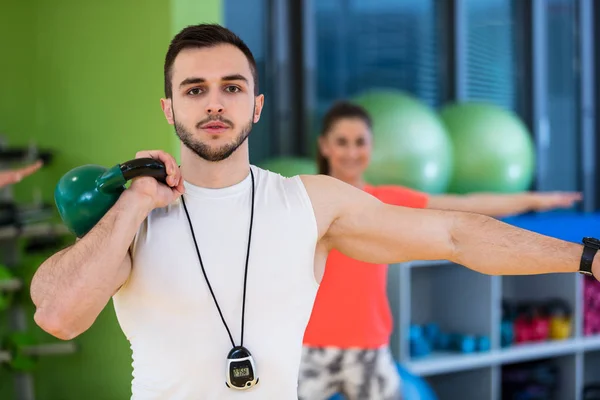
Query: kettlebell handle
xmin=96 ymin=157 xmax=168 ymax=193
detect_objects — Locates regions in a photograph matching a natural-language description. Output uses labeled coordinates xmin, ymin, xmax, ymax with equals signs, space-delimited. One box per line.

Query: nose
xmin=205 ymin=92 xmax=225 ymax=115
xmin=348 ymin=145 xmax=361 ymax=158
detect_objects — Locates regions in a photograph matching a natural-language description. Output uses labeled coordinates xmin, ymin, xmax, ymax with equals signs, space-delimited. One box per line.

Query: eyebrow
xmin=179 ymin=74 xmax=249 ymax=88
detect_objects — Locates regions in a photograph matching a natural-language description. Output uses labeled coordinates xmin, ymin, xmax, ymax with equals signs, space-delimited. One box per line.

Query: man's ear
xmin=253 ymin=94 xmax=265 ymax=123
xmin=161 ymin=98 xmax=174 ymax=125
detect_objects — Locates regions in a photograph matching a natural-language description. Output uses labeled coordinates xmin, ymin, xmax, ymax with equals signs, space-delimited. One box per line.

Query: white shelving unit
xmin=388 ymin=261 xmax=600 ymax=400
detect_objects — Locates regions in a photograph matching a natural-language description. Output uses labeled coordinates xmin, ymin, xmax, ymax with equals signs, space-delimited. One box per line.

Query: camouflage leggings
xmin=298 ymin=346 xmax=402 ymax=400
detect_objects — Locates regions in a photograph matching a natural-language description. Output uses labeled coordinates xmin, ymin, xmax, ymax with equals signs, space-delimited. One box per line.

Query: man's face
xmin=161 ymin=44 xmax=264 ymax=162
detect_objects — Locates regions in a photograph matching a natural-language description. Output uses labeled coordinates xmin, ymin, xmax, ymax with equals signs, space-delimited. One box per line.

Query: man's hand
xmin=129 ymin=150 xmax=185 ymax=210
xmin=0 ymin=160 xmax=43 ymax=188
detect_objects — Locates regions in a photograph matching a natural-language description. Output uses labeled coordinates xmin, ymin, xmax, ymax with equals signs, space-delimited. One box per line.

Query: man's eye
xmin=187 ymin=88 xmax=202 ymax=95
xmin=225 ymin=86 xmax=241 ymax=93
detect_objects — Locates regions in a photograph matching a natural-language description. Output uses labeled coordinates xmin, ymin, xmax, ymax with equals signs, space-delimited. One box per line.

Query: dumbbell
xmin=0 ymin=332 xmax=77 ymax=372
xmin=423 ymin=323 xmax=440 ymax=344
xmin=501 ymin=320 xmax=514 ymax=347
xmin=585 ymin=277 xmax=598 ymax=300
xmin=411 ymin=323 xmax=455 ymax=356
xmin=423 ymin=323 xmax=452 ymax=352
xmin=501 ymin=300 xmax=517 ymax=347
xmin=545 ymin=298 xmax=572 ymax=340
xmin=435 ymin=332 xmax=451 ymax=351
xmin=530 ymin=303 xmax=550 ymax=342
xmin=584 ymin=284 xmax=600 ymax=335
xmin=585 ymin=277 xmax=600 ymax=308
xmin=409 ymin=325 xmax=431 ymax=358
xmin=585 ymin=311 xmax=600 ymax=335
xmin=476 ymin=336 xmax=491 ymax=352
xmin=448 ymin=334 xmax=476 ymax=353
xmin=0 ymin=265 xmax=22 ymax=312
xmin=514 ymin=302 xmax=550 ymax=343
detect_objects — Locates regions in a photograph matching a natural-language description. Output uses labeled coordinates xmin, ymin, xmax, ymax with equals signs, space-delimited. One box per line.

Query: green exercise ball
xmin=352 ymin=90 xmax=453 ymax=193
xmin=440 ymin=102 xmax=535 ymax=194
xmin=259 ymin=157 xmax=317 ymax=178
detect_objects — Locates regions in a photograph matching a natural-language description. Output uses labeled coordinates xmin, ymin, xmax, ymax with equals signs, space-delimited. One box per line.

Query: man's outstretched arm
xmin=302 ymin=175 xmax=590 ymax=277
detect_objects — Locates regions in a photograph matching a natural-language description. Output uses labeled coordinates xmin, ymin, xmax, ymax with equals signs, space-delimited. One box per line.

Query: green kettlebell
xmin=55 ymin=158 xmax=167 ymax=237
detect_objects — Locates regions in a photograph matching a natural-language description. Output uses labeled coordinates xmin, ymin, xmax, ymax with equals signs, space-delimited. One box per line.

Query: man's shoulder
xmin=299 ymin=174 xmax=360 ymax=200
xmin=299 ymin=174 xmax=367 ymax=219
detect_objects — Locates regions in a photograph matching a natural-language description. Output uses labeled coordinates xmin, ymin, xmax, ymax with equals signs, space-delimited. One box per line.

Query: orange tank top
xmin=303 ymin=184 xmax=429 ymax=349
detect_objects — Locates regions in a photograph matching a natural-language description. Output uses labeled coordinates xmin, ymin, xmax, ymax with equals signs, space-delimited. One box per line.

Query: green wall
xmin=0 ymin=0 xmax=36 ymax=178
xmin=0 ymin=1 xmax=36 ymax=396
xmin=0 ymin=1 xmax=221 ymax=399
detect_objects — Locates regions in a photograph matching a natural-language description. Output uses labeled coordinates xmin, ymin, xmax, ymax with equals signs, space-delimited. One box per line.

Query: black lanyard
xmin=180 ymin=168 xmax=255 ymax=348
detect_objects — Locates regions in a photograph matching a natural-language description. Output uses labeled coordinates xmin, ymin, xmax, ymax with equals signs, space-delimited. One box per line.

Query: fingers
xmin=135 ymin=150 xmax=178 ymax=176
xmin=554 ymin=191 xmax=582 ymax=199
xmin=554 ymin=192 xmax=583 ymax=206
xmin=534 ymin=191 xmax=583 ymax=210
xmin=175 ymin=168 xmax=185 ymax=194
xmin=168 ymin=171 xmax=184 ymax=193
xmin=0 ymin=171 xmax=23 ymax=187
xmin=135 ymin=150 xmax=180 ymax=188
xmin=0 ymin=160 xmax=44 ymax=188
xmin=16 ymin=160 xmax=44 ymax=179
xmin=171 ymin=184 xmax=185 ymax=197
xmin=568 ymin=192 xmax=583 ymax=201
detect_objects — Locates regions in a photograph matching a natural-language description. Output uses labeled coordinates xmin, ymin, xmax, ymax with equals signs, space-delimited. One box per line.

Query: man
xmin=30 ymin=24 xmax=599 ymax=399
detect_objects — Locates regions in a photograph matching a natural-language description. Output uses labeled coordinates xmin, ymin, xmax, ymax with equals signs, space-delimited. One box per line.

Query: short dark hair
xmin=317 ymin=101 xmax=373 ymax=175
xmin=164 ymin=23 xmax=259 ymax=98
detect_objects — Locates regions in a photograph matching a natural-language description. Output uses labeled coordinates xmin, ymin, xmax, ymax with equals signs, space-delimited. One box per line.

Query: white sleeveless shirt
xmin=113 ymin=166 xmax=320 ymax=399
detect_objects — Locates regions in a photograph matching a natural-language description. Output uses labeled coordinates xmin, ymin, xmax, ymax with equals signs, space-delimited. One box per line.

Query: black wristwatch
xmin=580 ymin=237 xmax=600 ymax=277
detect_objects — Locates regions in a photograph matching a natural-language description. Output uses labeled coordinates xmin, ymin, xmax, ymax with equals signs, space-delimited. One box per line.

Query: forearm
xmin=31 ymin=190 xmax=151 ymax=338
xmin=429 ymin=193 xmax=538 ymax=218
xmin=450 ymin=212 xmax=582 ymax=276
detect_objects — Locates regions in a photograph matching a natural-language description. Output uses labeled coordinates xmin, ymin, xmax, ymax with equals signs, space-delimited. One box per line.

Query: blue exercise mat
xmin=501 ymin=211 xmax=600 ymax=244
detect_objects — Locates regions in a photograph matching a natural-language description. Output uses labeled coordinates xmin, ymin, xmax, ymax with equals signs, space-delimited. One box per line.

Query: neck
xmin=180 ymin=142 xmax=251 ymax=189
xmin=330 ymin=171 xmax=365 ymax=189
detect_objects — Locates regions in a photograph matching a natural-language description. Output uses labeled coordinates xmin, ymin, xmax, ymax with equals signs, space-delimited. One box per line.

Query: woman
xmin=297 ymin=101 xmax=581 ymax=400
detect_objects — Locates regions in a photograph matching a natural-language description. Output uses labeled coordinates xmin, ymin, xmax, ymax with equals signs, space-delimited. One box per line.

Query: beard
xmin=174 ymin=113 xmax=254 ymax=162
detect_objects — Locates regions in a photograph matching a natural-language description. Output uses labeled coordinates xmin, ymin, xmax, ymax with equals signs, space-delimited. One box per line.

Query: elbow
xmin=33 ymin=308 xmax=82 ymax=341
xmin=448 ymin=211 xmax=496 ymax=269
xmin=447 ymin=211 xmax=464 ymax=262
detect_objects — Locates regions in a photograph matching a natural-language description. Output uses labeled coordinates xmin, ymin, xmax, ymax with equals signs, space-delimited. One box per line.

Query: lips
xmin=200 ymin=121 xmax=230 ymax=134
xmin=201 ymin=122 xmax=228 ymax=129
